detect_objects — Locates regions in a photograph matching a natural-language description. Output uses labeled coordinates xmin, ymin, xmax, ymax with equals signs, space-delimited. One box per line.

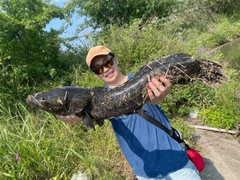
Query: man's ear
xmin=114 ymin=57 xmax=119 ymax=64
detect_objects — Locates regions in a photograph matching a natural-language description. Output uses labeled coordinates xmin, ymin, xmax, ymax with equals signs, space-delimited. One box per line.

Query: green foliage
xmin=205 ymin=0 xmax=240 ymax=15
xmin=0 ymin=101 xmax=132 ymax=179
xmin=198 ymin=78 xmax=240 ymax=129
xmin=67 ymin=0 xmax=179 ymax=30
xmin=199 ymin=18 xmax=240 ymax=48
xmin=199 ymin=106 xmax=239 ymax=130
xmin=0 ymin=0 xmax=65 ymax=65
xmin=0 ymin=0 xmax=69 ymax=101
xmin=161 ymin=82 xmax=215 ymax=118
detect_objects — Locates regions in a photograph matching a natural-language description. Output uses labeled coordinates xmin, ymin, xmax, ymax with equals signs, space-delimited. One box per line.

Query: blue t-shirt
xmin=109 ymin=75 xmax=188 ymax=178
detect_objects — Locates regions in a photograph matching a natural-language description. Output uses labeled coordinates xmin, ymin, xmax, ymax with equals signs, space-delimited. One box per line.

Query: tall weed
xmin=0 ymin=101 xmax=132 ymax=179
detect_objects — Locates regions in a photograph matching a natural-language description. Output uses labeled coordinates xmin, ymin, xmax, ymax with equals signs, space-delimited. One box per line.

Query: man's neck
xmin=107 ymin=74 xmax=128 ymax=89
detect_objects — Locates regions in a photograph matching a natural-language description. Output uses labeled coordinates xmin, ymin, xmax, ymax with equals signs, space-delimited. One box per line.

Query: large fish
xmin=27 ymin=54 xmax=228 ymax=129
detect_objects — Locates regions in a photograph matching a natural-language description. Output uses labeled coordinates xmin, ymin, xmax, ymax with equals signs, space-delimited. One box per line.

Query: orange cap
xmin=86 ymin=46 xmax=111 ymax=67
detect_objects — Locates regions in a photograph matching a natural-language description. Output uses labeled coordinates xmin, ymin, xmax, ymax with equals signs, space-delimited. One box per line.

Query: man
xmin=58 ymin=46 xmax=201 ymax=179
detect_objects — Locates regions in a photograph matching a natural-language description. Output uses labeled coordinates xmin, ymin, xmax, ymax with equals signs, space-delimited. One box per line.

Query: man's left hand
xmin=148 ymin=77 xmax=171 ymax=104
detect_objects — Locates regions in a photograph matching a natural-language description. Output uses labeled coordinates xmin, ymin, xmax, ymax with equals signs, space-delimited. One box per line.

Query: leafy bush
xmin=198 ymin=78 xmax=240 ymax=129
xmin=199 ymin=106 xmax=239 ymax=130
xmin=200 ymin=18 xmax=240 ymax=48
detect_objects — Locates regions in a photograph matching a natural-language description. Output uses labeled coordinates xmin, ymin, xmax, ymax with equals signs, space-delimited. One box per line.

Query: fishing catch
xmin=27 ymin=54 xmax=228 ymax=129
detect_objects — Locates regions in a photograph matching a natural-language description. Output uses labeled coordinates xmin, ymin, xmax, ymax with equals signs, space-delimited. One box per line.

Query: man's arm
xmin=56 ymin=114 xmax=82 ymax=124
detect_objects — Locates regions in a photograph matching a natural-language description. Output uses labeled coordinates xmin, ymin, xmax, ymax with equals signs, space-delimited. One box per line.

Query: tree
xmin=67 ymin=0 xmax=179 ymax=31
xmin=0 ymin=0 xmax=65 ymax=100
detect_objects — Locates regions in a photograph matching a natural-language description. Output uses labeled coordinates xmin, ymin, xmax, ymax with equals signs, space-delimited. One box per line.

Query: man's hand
xmin=148 ymin=77 xmax=172 ymax=104
xmin=56 ymin=114 xmax=82 ymax=124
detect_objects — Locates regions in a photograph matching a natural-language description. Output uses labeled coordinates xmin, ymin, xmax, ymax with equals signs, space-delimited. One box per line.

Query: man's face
xmin=91 ymin=55 xmax=120 ymax=85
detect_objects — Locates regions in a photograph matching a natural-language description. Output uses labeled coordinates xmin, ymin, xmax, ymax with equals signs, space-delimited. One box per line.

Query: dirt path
xmin=186 ymin=118 xmax=240 ymax=180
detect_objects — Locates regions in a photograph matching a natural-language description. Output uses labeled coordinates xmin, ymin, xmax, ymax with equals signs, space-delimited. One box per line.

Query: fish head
xmin=27 ymin=89 xmax=70 ymax=115
xmin=27 ymin=87 xmax=90 ymax=115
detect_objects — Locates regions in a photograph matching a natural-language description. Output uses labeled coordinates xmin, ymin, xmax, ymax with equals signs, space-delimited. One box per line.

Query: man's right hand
xmin=56 ymin=114 xmax=82 ymax=125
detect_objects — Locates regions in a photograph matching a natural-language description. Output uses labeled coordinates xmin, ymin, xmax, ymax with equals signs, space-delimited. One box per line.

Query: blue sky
xmin=45 ymin=0 xmax=91 ymax=49
xmin=45 ymin=0 xmax=85 ymax=38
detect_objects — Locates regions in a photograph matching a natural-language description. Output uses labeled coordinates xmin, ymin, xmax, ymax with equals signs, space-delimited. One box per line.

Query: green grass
xmin=0 ymin=101 xmax=134 ymax=179
xmin=199 ymin=79 xmax=240 ymax=130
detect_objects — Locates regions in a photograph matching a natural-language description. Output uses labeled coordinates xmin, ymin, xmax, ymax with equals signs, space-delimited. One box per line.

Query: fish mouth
xmin=27 ymin=95 xmax=44 ymax=108
xmin=27 ymin=95 xmax=35 ymax=103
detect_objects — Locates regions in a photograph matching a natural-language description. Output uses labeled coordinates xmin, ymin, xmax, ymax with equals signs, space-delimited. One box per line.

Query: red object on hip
xmin=187 ymin=149 xmax=205 ymax=172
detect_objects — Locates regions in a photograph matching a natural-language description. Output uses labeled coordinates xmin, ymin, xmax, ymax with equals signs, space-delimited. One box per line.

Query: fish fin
xmin=95 ymin=119 xmax=104 ymax=126
xmin=83 ymin=110 xmax=95 ymax=130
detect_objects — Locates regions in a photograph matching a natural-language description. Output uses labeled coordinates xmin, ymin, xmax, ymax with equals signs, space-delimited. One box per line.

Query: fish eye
xmin=39 ymin=97 xmax=46 ymax=102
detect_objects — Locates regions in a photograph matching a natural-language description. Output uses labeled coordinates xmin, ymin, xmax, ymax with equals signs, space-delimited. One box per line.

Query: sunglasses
xmin=91 ymin=55 xmax=115 ymax=75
